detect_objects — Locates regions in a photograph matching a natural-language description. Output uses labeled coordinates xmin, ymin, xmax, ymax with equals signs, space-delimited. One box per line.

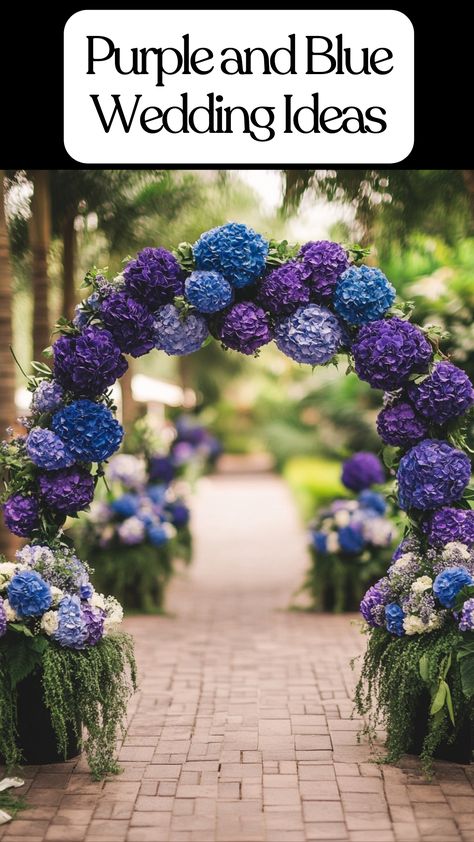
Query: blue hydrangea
xmin=358 ymin=490 xmax=387 ymax=515
xmin=154 ymin=304 xmax=209 ymax=356
xmin=26 ymin=427 xmax=75 ymax=470
xmin=52 ymin=400 xmax=123 ymax=463
xmin=274 ymin=304 xmax=345 ymax=365
xmin=148 ymin=524 xmax=169 ymax=546
xmin=334 ymin=265 xmax=395 ymax=325
xmin=397 ymin=439 xmax=471 ymax=511
xmin=53 ymin=595 xmax=88 ymax=649
xmin=31 ymin=381 xmax=64 ymax=414
xmin=433 ymin=566 xmax=473 ymax=608
xmin=185 ymin=271 xmax=233 ymax=313
xmin=111 ymin=493 xmax=140 ymax=518
xmin=7 ymin=570 xmax=52 ymax=618
xmin=193 ymin=223 xmax=269 ymax=288
xmin=385 ymin=602 xmax=405 ymax=636
xmin=312 ymin=532 xmax=328 ymax=553
xmin=338 ymin=525 xmax=365 ymax=554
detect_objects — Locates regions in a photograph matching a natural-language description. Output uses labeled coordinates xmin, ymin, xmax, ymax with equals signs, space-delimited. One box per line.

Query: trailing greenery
xmin=0 ymin=791 xmax=28 ymax=817
xmin=301 ymin=546 xmax=393 ymax=613
xmin=0 ymin=631 xmax=136 ymax=781
xmin=354 ymin=625 xmax=474 ymax=775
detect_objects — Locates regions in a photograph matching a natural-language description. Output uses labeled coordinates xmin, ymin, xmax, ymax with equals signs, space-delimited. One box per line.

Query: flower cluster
xmin=0 ymin=544 xmax=123 ymax=649
xmin=397 ymin=439 xmax=471 ymax=511
xmin=341 ymin=452 xmax=385 ymax=492
xmin=360 ymin=540 xmax=474 ymax=637
xmin=257 ymin=262 xmax=311 ymax=315
xmin=154 ymin=304 xmax=209 ymax=356
xmin=310 ymin=490 xmax=396 ymax=557
xmin=352 ymin=318 xmax=433 ymax=390
xmin=193 ymin=222 xmax=268 ymax=288
xmin=99 ymin=291 xmax=156 ymax=357
xmin=123 ymin=246 xmax=184 ymax=307
xmin=215 ymin=301 xmax=272 ymax=355
xmin=185 ymin=271 xmax=233 ymax=313
xmin=333 ymin=265 xmax=395 ymax=325
xmin=298 ymin=240 xmax=349 ymax=300
xmin=425 ymin=507 xmax=474 ymax=548
xmin=52 ymin=400 xmax=123 ymax=463
xmin=53 ymin=326 xmax=128 ymax=398
xmin=274 ymin=304 xmax=344 ymax=365
xmin=407 ymin=361 xmax=474 ymax=424
xmin=376 ymin=401 xmax=428 ymax=447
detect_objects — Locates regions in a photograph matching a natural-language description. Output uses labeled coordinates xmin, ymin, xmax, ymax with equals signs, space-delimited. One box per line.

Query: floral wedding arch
xmin=1 ymin=221 xmax=474 ymax=774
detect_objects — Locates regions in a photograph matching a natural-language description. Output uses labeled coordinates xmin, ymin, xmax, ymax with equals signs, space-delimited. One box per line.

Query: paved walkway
xmin=2 ymin=473 xmax=474 ymax=842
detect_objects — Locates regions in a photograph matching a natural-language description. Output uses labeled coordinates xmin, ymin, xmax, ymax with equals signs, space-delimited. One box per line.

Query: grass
xmin=283 ymin=456 xmax=349 ymax=521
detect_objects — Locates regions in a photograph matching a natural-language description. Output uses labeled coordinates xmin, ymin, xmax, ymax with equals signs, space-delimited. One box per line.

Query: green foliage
xmin=0 ymin=790 xmax=28 ymax=817
xmin=283 ymin=457 xmax=348 ymax=520
xmin=354 ymin=625 xmax=474 ymax=775
xmin=266 ymin=238 xmax=300 ymax=266
xmin=299 ymin=545 xmax=393 ymax=613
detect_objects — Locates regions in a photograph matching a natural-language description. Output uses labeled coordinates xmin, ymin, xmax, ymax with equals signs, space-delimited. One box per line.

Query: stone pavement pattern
xmin=2 ymin=472 xmax=474 ymax=842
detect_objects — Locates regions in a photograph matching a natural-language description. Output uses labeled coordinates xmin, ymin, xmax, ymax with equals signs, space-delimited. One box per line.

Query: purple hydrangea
xmin=185 ymin=271 xmax=233 ymax=313
xmin=274 ymin=304 xmax=344 ymax=365
xmin=26 ymin=427 xmax=75 ymax=470
xmin=165 ymin=501 xmax=190 ymax=528
xmin=53 ymin=595 xmax=88 ymax=649
xmin=99 ymin=291 xmax=156 ymax=357
xmin=53 ymin=326 xmax=128 ymax=398
xmin=392 ymin=535 xmax=420 ymax=560
xmin=334 ymin=265 xmax=395 ymax=325
xmin=193 ymin=223 xmax=269 ymax=288
xmin=123 ymin=247 xmax=184 ymax=307
xmin=385 ymin=602 xmax=406 ymax=636
xmin=408 ymin=362 xmax=474 ymax=425
xmin=3 ymin=493 xmax=40 ymax=537
xmin=154 ymin=304 xmax=209 ymax=356
xmin=376 ymin=401 xmax=428 ymax=447
xmin=397 ymin=439 xmax=471 ymax=511
xmin=52 ymin=400 xmax=123 ymax=463
xmin=38 ymin=467 xmax=95 ymax=515
xmin=459 ymin=598 xmax=474 ymax=632
xmin=425 ymin=507 xmax=474 ymax=548
xmin=149 ymin=455 xmax=176 ymax=484
xmin=0 ymin=597 xmax=7 ymax=637
xmin=298 ymin=241 xmax=349 ymax=301
xmin=360 ymin=580 xmax=389 ymax=627
xmin=257 ymin=262 xmax=311 ymax=315
xmin=7 ymin=570 xmax=52 ymax=618
xmin=352 ymin=318 xmax=432 ymax=391
xmin=31 ymin=380 xmax=64 ymax=414
xmin=433 ymin=566 xmax=473 ymax=608
xmin=117 ymin=516 xmax=146 ymax=545
xmin=341 ymin=452 xmax=385 ymax=492
xmin=82 ymin=604 xmax=105 ymax=646
xmin=216 ymin=302 xmax=273 ymax=355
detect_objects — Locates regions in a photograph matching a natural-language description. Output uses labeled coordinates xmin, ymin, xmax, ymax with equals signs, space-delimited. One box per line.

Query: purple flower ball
xmin=376 ymin=401 xmax=428 ymax=447
xmin=397 ymin=439 xmax=471 ymax=511
xmin=425 ymin=507 xmax=474 ymax=548
xmin=123 ymin=247 xmax=184 ymax=307
xmin=360 ymin=580 xmax=389 ymax=627
xmin=352 ymin=318 xmax=432 ymax=391
xmin=53 ymin=326 xmax=128 ymax=398
xmin=216 ymin=302 xmax=273 ymax=355
xmin=274 ymin=304 xmax=344 ymax=365
xmin=298 ymin=241 xmax=349 ymax=301
xmin=257 ymin=262 xmax=311 ymax=315
xmin=408 ymin=361 xmax=474 ymax=425
xmin=26 ymin=427 xmax=75 ymax=470
xmin=3 ymin=493 xmax=40 ymax=537
xmin=39 ymin=467 xmax=95 ymax=515
xmin=341 ymin=452 xmax=385 ymax=492
xmin=0 ymin=597 xmax=7 ymax=637
xmin=459 ymin=598 xmax=474 ymax=632
xmin=82 ymin=604 xmax=105 ymax=646
xmin=154 ymin=304 xmax=209 ymax=356
xmin=31 ymin=380 xmax=64 ymax=414
xmin=149 ymin=456 xmax=176 ymax=484
xmin=99 ymin=291 xmax=156 ymax=357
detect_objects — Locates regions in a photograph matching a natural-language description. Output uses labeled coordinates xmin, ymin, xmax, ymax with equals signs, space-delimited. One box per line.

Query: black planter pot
xmin=15 ymin=669 xmax=82 ymax=765
xmin=408 ymin=692 xmax=473 ymax=764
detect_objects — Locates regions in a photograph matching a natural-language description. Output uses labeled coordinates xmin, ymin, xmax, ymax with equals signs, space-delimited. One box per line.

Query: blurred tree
xmin=0 ymin=172 xmax=18 ymax=556
xmin=29 ymin=170 xmax=52 ymax=362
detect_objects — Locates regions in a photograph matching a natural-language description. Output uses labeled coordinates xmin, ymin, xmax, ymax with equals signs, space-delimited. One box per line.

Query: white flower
xmin=326 ymin=532 xmax=340 ymax=553
xmin=0 ymin=562 xmax=18 ymax=589
xmin=2 ymin=599 xmax=17 ymax=622
xmin=346 ymin=501 xmax=359 ymax=511
xmin=103 ymin=596 xmax=124 ymax=634
xmin=363 ymin=517 xmax=395 ymax=547
xmin=411 ymin=576 xmax=433 ymax=594
xmin=334 ymin=510 xmax=351 ymax=528
xmin=89 ymin=591 xmax=106 ymax=611
xmin=442 ymin=542 xmax=470 ymax=562
xmin=403 ymin=614 xmax=426 ymax=636
xmin=88 ymin=501 xmax=113 ymax=525
xmin=392 ymin=552 xmax=415 ymax=570
xmin=163 ymin=522 xmax=177 ymax=540
xmin=50 ymin=586 xmax=64 ymax=606
xmin=40 ymin=610 xmax=59 ymax=636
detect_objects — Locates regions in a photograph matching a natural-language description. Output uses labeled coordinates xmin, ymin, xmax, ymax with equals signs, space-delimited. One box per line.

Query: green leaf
xmin=9 ymin=623 xmax=33 ymax=637
xmin=382 ymin=446 xmax=399 ymax=469
xmin=6 ymin=635 xmax=48 ymax=687
xmin=459 ymin=653 xmax=474 ymax=697
xmin=419 ymin=654 xmax=430 ymax=682
xmin=444 ymin=682 xmax=455 ymax=725
xmin=452 ymin=585 xmax=474 ymax=612
xmin=430 ymin=681 xmax=447 ymax=715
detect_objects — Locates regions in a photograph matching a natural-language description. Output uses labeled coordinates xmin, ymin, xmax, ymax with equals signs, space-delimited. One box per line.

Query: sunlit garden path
xmin=3 ymin=470 xmax=474 ymax=842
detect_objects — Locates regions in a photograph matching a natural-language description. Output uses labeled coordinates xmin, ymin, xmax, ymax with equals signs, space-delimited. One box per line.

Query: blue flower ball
xmin=154 ymin=304 xmax=209 ymax=356
xmin=53 ymin=595 xmax=88 ymax=649
xmin=312 ymin=532 xmax=328 ymax=553
xmin=148 ymin=524 xmax=169 ymax=547
xmin=385 ymin=602 xmax=405 ymax=636
xmin=433 ymin=566 xmax=473 ymax=608
xmin=185 ymin=271 xmax=233 ymax=313
xmin=111 ymin=493 xmax=140 ymax=518
xmin=334 ymin=265 xmax=395 ymax=325
xmin=52 ymin=400 xmax=124 ymax=463
xmin=26 ymin=427 xmax=75 ymax=470
xmin=7 ymin=570 xmax=52 ymax=618
xmin=358 ymin=490 xmax=387 ymax=515
xmin=193 ymin=223 xmax=269 ymax=288
xmin=338 ymin=525 xmax=365 ymax=554
xmin=274 ymin=304 xmax=345 ymax=365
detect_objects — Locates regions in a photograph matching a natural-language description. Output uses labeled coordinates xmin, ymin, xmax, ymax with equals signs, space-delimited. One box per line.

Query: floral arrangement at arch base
xmin=303 ymin=452 xmax=398 ymax=613
xmin=0 ymin=221 xmax=473 ymax=775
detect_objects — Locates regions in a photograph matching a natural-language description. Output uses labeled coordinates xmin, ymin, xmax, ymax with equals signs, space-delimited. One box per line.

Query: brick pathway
xmin=2 ymin=473 xmax=474 ymax=842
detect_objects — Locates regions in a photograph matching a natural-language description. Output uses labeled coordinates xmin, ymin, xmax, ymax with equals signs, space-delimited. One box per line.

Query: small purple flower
xmin=99 ymin=291 xmax=156 ymax=357
xmin=433 ymin=566 xmax=473 ymax=608
xmin=82 ymin=604 xmax=105 ymax=646
xmin=459 ymin=598 xmax=474 ymax=632
xmin=3 ymin=493 xmax=40 ymax=537
xmin=425 ymin=507 xmax=474 ymax=548
xmin=298 ymin=241 xmax=349 ymax=301
xmin=352 ymin=318 xmax=433 ymax=391
xmin=26 ymin=427 xmax=75 ymax=470
xmin=257 ymin=262 xmax=311 ymax=315
xmin=39 ymin=467 xmax=95 ymax=515
xmin=216 ymin=302 xmax=273 ymax=355
xmin=154 ymin=304 xmax=209 ymax=356
xmin=274 ymin=304 xmax=344 ymax=365
xmin=341 ymin=452 xmax=385 ymax=492
xmin=53 ymin=326 xmax=128 ymax=398
xmin=7 ymin=570 xmax=52 ymax=618
xmin=408 ymin=361 xmax=474 ymax=425
xmin=123 ymin=247 xmax=184 ymax=307
xmin=385 ymin=602 xmax=406 ymax=636
xmin=376 ymin=401 xmax=428 ymax=447
xmin=397 ymin=439 xmax=471 ymax=511
xmin=360 ymin=580 xmax=389 ymax=627
xmin=31 ymin=381 xmax=64 ymax=414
